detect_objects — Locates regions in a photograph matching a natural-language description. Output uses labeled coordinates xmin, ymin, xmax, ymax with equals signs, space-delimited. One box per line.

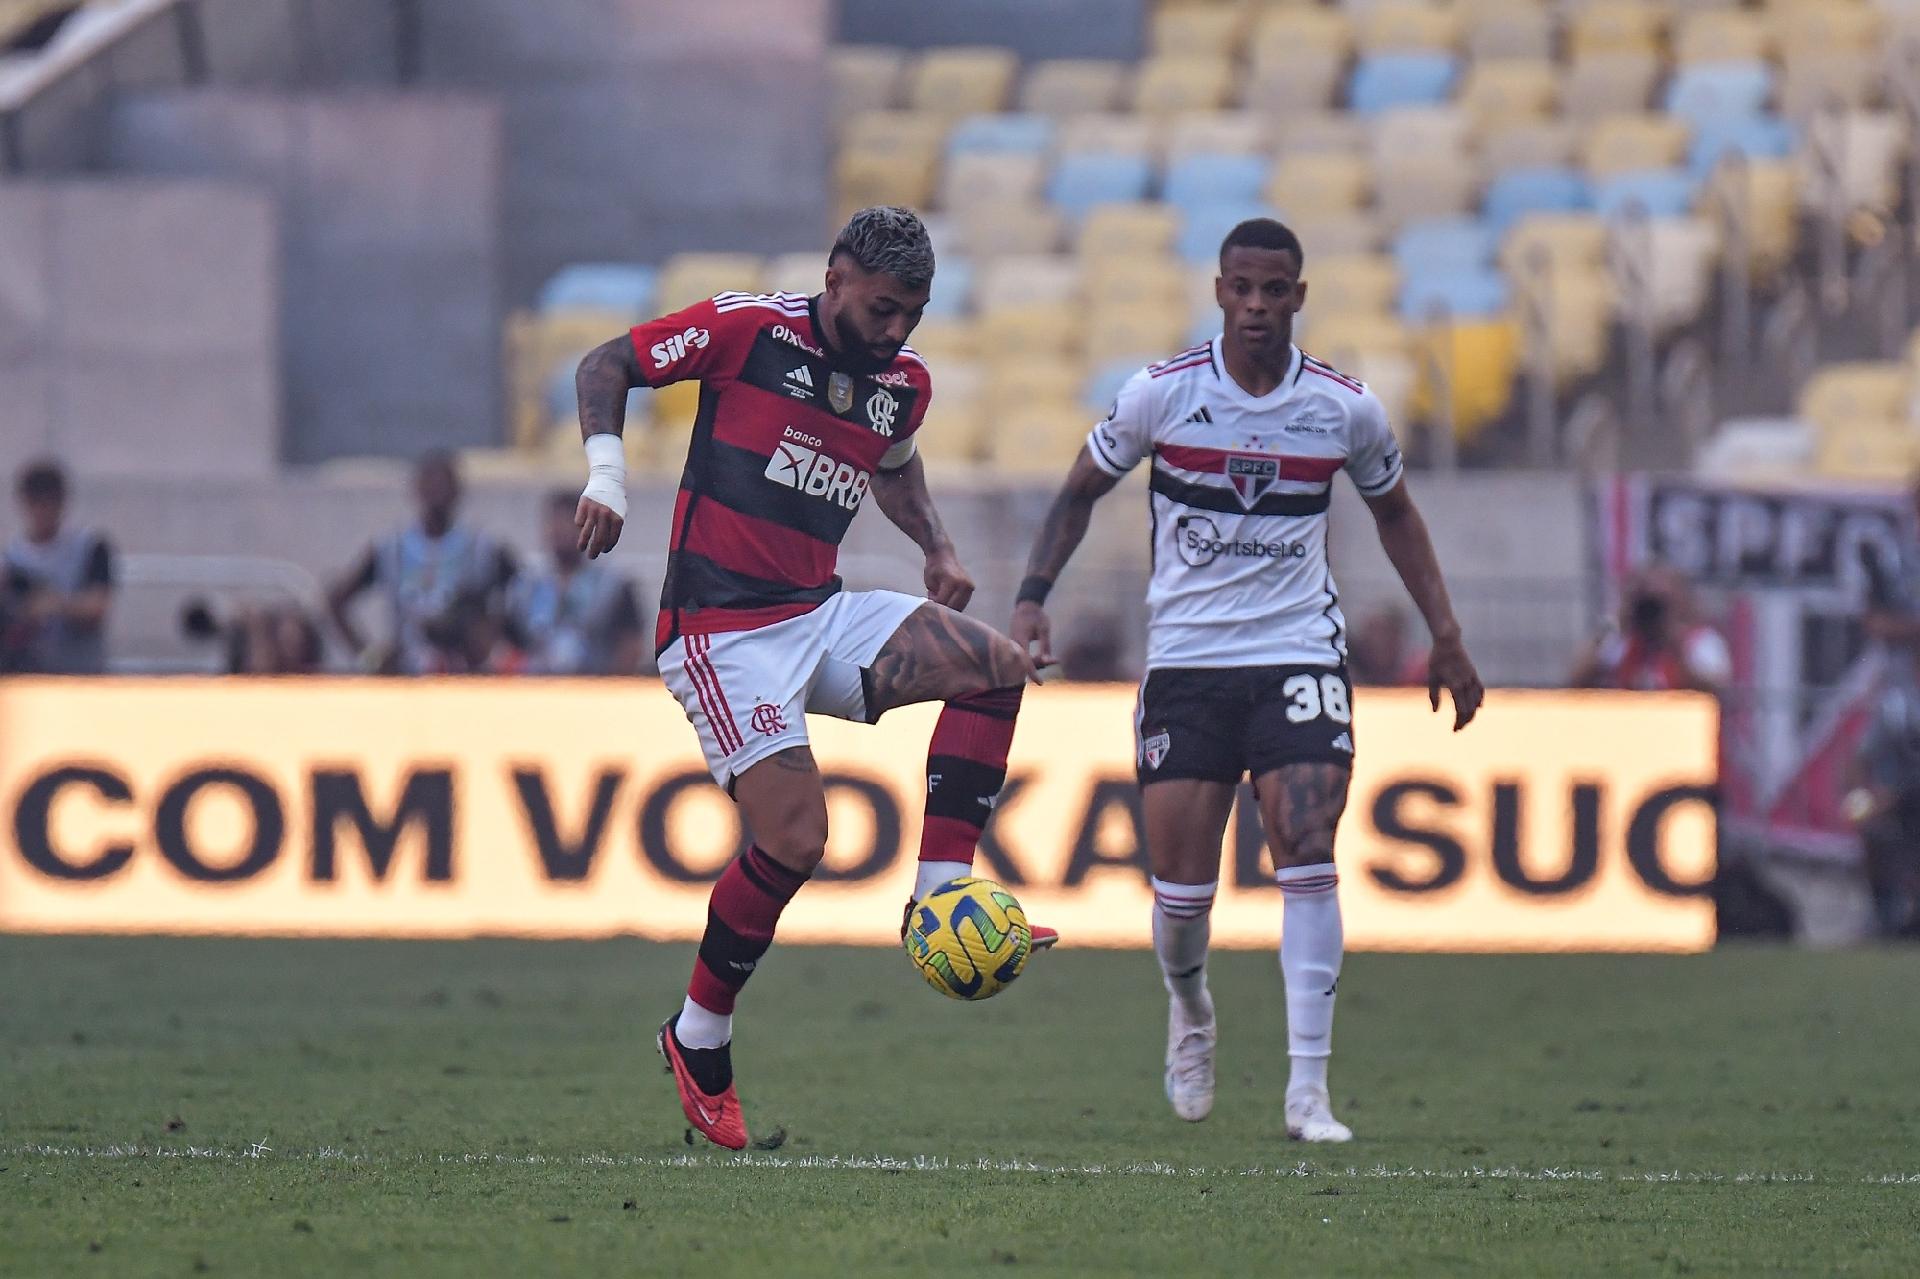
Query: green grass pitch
xmin=3 ymin=936 xmax=1918 ymax=1276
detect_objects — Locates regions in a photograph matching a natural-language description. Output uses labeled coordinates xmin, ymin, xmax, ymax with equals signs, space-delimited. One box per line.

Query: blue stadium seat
xmin=1177 ymin=200 xmax=1285 ymax=263
xmin=1594 ymin=169 xmax=1698 ymax=219
xmin=1164 ymin=153 xmax=1270 ymax=212
xmin=948 ymin=113 xmax=1055 ymax=156
xmin=1687 ymin=115 xmax=1794 ymax=179
xmin=1047 ymin=152 xmax=1155 ymax=221
xmin=1398 ymin=268 xmax=1509 ymax=321
xmin=1394 ymin=218 xmax=1499 ymax=275
xmin=925 ymin=256 xmax=974 ymax=319
xmin=1348 ymin=53 xmax=1458 ymax=116
xmin=1084 ymin=358 xmax=1140 ymax=411
xmin=1483 ymin=167 xmax=1592 ymax=232
xmin=538 ymin=264 xmax=656 ymax=316
xmin=1663 ymin=61 xmax=1773 ymax=130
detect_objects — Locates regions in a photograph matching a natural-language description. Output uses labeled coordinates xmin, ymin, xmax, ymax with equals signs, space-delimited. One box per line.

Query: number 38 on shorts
xmin=1134 ymin=664 xmax=1357 ymax=785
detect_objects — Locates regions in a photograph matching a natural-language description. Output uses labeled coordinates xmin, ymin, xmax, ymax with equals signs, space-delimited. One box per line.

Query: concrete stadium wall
xmin=102 ymin=91 xmax=503 ymax=462
xmin=835 ymin=0 xmax=1148 ymax=60
xmin=0 ymin=179 xmax=279 ymax=484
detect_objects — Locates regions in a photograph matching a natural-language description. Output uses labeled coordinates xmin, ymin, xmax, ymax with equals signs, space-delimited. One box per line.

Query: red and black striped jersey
xmin=632 ymin=291 xmax=932 ymax=653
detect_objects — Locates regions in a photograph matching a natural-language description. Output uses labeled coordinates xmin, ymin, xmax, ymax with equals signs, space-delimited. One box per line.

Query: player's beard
xmin=830 ymin=311 xmax=898 ymax=375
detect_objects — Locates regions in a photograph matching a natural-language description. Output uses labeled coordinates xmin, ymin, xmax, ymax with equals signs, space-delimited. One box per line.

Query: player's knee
xmin=983 ymin=632 xmax=1027 ymax=689
xmin=755 ymin=811 xmax=828 ymax=873
xmin=1270 ymin=824 xmax=1336 ymax=870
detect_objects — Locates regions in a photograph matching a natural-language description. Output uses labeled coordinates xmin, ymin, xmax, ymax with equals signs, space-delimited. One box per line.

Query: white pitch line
xmin=7 ymin=1144 xmax=1916 ymax=1186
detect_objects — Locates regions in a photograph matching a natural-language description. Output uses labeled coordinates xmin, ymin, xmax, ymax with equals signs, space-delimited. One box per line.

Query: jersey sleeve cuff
xmin=1355 ymin=460 xmax=1405 ymax=496
xmin=1086 ymin=429 xmax=1131 ymax=476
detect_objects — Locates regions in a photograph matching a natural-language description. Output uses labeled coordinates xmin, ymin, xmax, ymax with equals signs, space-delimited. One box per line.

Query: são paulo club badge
xmin=1226 ymin=454 xmax=1279 ymax=509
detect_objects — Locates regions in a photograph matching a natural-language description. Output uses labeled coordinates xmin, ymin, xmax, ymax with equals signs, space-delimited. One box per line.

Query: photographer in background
xmin=1849 ymin=487 xmax=1920 ymax=936
xmin=1570 ymin=566 xmax=1730 ymax=694
xmin=2 ymin=460 xmax=115 ymax=674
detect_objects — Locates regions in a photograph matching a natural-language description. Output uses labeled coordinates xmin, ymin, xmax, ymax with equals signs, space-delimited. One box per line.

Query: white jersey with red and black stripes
xmin=1086 ymin=337 xmax=1404 ymax=670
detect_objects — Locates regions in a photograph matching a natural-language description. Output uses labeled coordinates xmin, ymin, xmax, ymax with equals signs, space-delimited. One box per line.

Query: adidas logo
xmin=1331 ymin=731 xmax=1354 ymax=754
xmin=1184 ymin=405 xmax=1214 ymax=424
xmin=788 ymin=365 xmax=814 ymax=386
xmin=784 ymin=364 xmax=816 ymax=399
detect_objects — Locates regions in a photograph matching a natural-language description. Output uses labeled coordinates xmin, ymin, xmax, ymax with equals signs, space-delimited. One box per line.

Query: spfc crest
xmin=1141 ymin=730 xmax=1171 ymax=770
xmin=1226 ymin=454 xmax=1279 ymax=509
xmin=827 ymin=371 xmax=855 ymax=414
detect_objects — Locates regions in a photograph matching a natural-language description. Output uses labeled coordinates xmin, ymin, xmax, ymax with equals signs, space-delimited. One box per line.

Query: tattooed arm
xmin=869 ymin=453 xmax=973 ymax=611
xmin=1010 ymin=447 xmax=1123 ymax=667
xmin=1361 ymin=477 xmax=1484 ymax=730
xmin=575 ymin=334 xmax=643 ymax=443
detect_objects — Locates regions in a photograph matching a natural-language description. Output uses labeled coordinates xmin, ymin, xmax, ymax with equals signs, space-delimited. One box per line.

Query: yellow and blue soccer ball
xmin=904 ymin=876 xmax=1032 ymax=1001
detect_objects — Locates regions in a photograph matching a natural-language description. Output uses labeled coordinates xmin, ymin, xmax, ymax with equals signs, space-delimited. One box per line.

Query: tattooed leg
xmin=1254 ymin=762 xmax=1352 ymax=1106
xmin=731 ymin=747 xmax=829 ymax=875
xmin=866 ymin=602 xmax=1027 ymax=715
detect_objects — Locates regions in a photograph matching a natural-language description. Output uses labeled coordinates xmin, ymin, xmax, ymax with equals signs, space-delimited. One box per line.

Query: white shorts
xmin=659 ymin=589 xmax=925 ymax=790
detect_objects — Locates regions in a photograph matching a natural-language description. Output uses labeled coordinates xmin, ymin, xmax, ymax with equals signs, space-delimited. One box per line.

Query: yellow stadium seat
xmin=1360 ymin=1 xmax=1462 ymax=53
xmin=1482 ymin=120 xmax=1581 ymax=172
xmin=940 ymin=151 xmax=1047 ymax=214
xmin=1705 ymin=159 xmax=1799 ymax=281
xmin=649 ymin=378 xmax=703 ymax=434
xmin=655 ymin=253 xmax=765 ymax=311
xmin=1275 ymin=112 xmax=1368 ymax=159
xmin=1569 ymin=2 xmax=1666 ymax=58
xmin=1799 ymin=362 xmax=1909 ymax=433
xmin=1410 ymin=318 xmax=1521 ymax=441
xmin=1131 ymin=55 xmax=1236 ymax=116
xmin=1020 ymin=59 xmax=1128 ymax=116
xmin=1501 ymin=214 xmax=1609 ymax=279
xmin=955 ymin=201 xmax=1065 ymax=258
xmin=986 ymin=361 xmax=1084 ymax=415
xmin=1151 ymin=3 xmax=1249 ymax=58
xmin=836 ymin=111 xmax=945 ymax=214
xmin=829 ymin=47 xmax=904 ymax=123
xmin=764 ymin=252 xmax=825 ymax=297
xmin=1310 ymin=254 xmax=1400 ymax=318
xmin=914 ymin=360 xmax=990 ymax=468
xmin=1287 ymin=210 xmax=1387 ymax=257
xmin=1303 ymin=312 xmax=1412 ymax=364
xmin=1374 ymin=157 xmax=1479 ymax=232
xmin=1250 ymin=7 xmax=1355 ymax=66
xmin=903 ymin=318 xmax=979 ymax=364
xmin=1466 ymin=2 xmax=1554 ymax=60
xmin=906 ymin=47 xmax=1018 ymax=117
xmin=1164 ymin=111 xmax=1271 ymax=159
xmin=1520 ymin=268 xmax=1617 ymax=385
xmin=1369 ymin=106 xmax=1471 ymax=166
xmin=984 ymin=399 xmax=1094 ymax=476
xmin=1269 ymin=152 xmax=1371 ymax=216
xmin=503 ymin=310 xmax=625 ymax=448
xmin=1779 ymin=52 xmax=1880 ymax=121
xmin=1243 ymin=49 xmax=1346 ymax=113
xmin=1815 ymin=422 xmax=1920 ymax=483
xmin=979 ymin=302 xmax=1082 ymax=362
xmin=1084 ymin=257 xmax=1190 ymax=311
xmin=1087 ymin=307 xmax=1192 ymax=366
xmin=976 ymin=254 xmax=1081 ymax=312
xmin=1581 ymin=113 xmax=1691 ymax=179
xmin=1458 ymin=59 xmax=1557 ymax=130
xmin=1675 ymin=10 xmax=1770 ymax=64
xmin=1077 ymin=202 xmax=1181 ymax=260
xmin=1771 ymin=2 xmax=1884 ymax=56
xmin=1562 ymin=52 xmax=1661 ymax=121
xmin=1059 ymin=113 xmax=1158 ymax=157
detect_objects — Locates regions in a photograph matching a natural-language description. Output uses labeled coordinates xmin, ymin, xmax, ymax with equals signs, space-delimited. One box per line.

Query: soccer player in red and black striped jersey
xmin=572 ymin=207 xmax=1055 ymax=1150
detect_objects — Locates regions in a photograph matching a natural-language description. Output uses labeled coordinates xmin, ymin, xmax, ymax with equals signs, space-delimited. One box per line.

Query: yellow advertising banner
xmin=0 ymin=680 xmax=1717 ymax=950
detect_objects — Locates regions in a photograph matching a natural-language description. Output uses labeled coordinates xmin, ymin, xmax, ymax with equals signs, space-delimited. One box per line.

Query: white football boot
xmin=1285 ymin=1085 xmax=1352 ymax=1143
xmin=1163 ymin=992 xmax=1217 ymax=1122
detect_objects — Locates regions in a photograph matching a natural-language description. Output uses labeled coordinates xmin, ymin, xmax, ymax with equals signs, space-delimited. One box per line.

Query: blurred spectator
xmin=2 ymin=460 xmax=114 ymax=674
xmin=327 ymin=452 xmax=515 ymax=674
xmin=1348 ymin=604 xmax=1428 ymax=687
xmin=506 ymin=491 xmax=647 ymax=675
xmin=1059 ymin=613 xmax=1128 ymax=682
xmin=1852 ymin=480 xmax=1920 ymax=935
xmin=424 ymin=587 xmax=527 ymax=675
xmin=1570 ymin=567 xmax=1730 ymax=693
xmin=183 ymin=600 xmax=325 ymax=674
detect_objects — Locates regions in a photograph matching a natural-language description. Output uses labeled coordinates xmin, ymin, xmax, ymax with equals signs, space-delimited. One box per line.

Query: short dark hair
xmin=17 ymin=459 xmax=66 ymax=502
xmin=830 ymin=205 xmax=936 ymax=291
xmin=1219 ymin=218 xmax=1304 ymax=270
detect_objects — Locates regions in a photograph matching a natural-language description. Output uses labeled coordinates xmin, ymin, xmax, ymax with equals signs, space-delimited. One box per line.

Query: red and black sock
xmin=686 ymin=845 xmax=809 ymax=1017
xmin=919 ymin=685 xmax=1024 ymax=887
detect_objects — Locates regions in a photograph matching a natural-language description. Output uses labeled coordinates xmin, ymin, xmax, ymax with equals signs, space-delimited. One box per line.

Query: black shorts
xmin=1135 ymin=664 xmax=1357 ymax=785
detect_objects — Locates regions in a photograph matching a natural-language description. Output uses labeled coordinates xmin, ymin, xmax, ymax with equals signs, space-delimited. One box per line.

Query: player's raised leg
xmin=865 ymin=603 xmax=1056 ymax=947
xmin=1255 ymin=761 xmax=1353 ymax=1142
xmin=661 ymin=747 xmax=827 ymax=1150
xmin=1143 ymin=780 xmax=1237 ymax=1121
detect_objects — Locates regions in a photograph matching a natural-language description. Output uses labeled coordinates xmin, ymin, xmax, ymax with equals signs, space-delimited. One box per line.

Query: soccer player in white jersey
xmin=1011 ymin=218 xmax=1484 ymax=1141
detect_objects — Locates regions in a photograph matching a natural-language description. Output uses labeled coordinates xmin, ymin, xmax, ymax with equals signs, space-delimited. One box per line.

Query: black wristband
xmin=1016 ymin=575 xmax=1053 ymax=606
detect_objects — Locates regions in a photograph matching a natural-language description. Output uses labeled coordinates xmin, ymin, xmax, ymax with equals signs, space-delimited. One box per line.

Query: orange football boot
xmin=657 ymin=1016 xmax=748 ymax=1151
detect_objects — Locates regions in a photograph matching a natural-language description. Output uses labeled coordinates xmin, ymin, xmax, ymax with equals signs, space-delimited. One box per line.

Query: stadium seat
xmin=1369 ymin=106 xmax=1471 ymax=167
xmin=1664 ymin=62 xmax=1774 ymax=130
xmin=1275 ymin=112 xmax=1369 ymax=160
xmin=1310 ymin=254 xmax=1400 ymax=318
xmin=947 ymin=113 xmax=1053 ymax=156
xmin=1058 ymin=113 xmax=1157 ymax=158
xmin=1243 ymin=49 xmax=1346 ymax=114
xmin=953 ymin=201 xmax=1065 ymax=257
xmin=979 ymin=303 xmax=1081 ymax=362
xmin=1177 ymin=201 xmax=1284 ymax=263
xmin=1677 ymin=11 xmax=1771 ymax=65
xmin=1704 ymin=158 xmax=1798 ymax=279
xmin=1084 ymin=358 xmax=1141 ymax=412
xmin=1816 ymin=422 xmax=1920 ymax=482
xmin=1086 ymin=306 xmax=1191 ymax=366
xmin=1562 ymin=52 xmax=1661 ymax=121
xmin=983 ymin=399 xmax=1095 ymax=475
xmin=650 ymin=379 xmax=703 ymax=436
xmin=1250 ymin=7 xmax=1356 ymax=65
xmin=940 ymin=151 xmax=1047 ymax=214
xmin=1687 ymin=116 xmax=1794 ymax=181
xmin=537 ymin=264 xmax=656 ymax=318
xmin=984 ymin=358 xmax=1083 ymax=415
xmin=1375 ymin=156 xmax=1479 ymax=231
xmin=1360 ymin=1 xmax=1462 ymax=53
xmin=1771 ymin=3 xmax=1884 ymax=57
xmin=1269 ymin=152 xmax=1371 ymax=215
xmin=1304 ymin=311 xmax=1413 ymax=366
xmin=975 ymin=254 xmax=1080 ymax=312
xmin=1400 ymin=266 xmax=1511 ymax=321
xmin=1395 ymin=218 xmax=1500 ymax=274
xmin=1583 ymin=113 xmax=1692 ymax=179
xmin=1484 ymin=168 xmax=1593 ymax=232
xmin=1800 ymin=109 xmax=1909 ymax=215
xmin=1798 ymin=362 xmax=1910 ymax=434
xmin=1166 ymin=153 xmax=1271 ymax=211
xmin=1694 ymin=417 xmax=1816 ymax=483
xmin=1531 ymin=270 xmax=1618 ymax=384
xmin=1594 ymin=169 xmax=1699 ymax=219
xmin=837 ymin=111 xmax=945 ymax=212
xmin=1150 ymin=3 xmax=1248 ymax=59
xmin=1568 ymin=2 xmax=1666 ymax=58
xmin=1779 ymin=51 xmax=1881 ymax=121
xmin=1047 ymin=152 xmax=1155 ymax=222
xmin=1501 ymin=213 xmax=1610 ymax=278
xmin=924 ymin=257 xmax=975 ymax=319
xmin=655 ymin=253 xmax=764 ymax=310
xmin=764 ymin=252 xmax=825 ymax=298
xmin=906 ymin=47 xmax=1018 ymax=117
xmin=1410 ymin=317 xmax=1522 ymax=439
xmin=1131 ymin=55 xmax=1236 ymax=117
xmin=829 ymin=47 xmax=904 ymax=123
xmin=1019 ymin=59 xmax=1127 ymax=116
xmin=901 ymin=318 xmax=978 ymax=364
xmin=1077 ymin=202 xmax=1181 ymax=260
xmin=1482 ymin=120 xmax=1581 ymax=173
xmin=1348 ymin=53 xmax=1459 ymax=116
xmin=1084 ymin=257 xmax=1189 ymax=312
xmin=1607 ymin=215 xmax=1719 ymax=334
xmin=1163 ymin=112 xmax=1270 ymax=160
xmin=1287 ymin=210 xmax=1387 ymax=258
xmin=1465 ymin=2 xmax=1553 ymax=61
xmin=1458 ymin=59 xmax=1557 ymax=130
xmin=915 ymin=394 xmax=992 ymax=470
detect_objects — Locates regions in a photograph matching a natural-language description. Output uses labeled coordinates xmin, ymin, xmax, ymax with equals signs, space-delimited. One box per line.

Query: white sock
xmin=676 ymin=997 xmax=731 ymax=1049
xmin=915 ymin=859 xmax=971 ymax=901
xmin=1151 ymin=877 xmax=1217 ymax=1020
xmin=1277 ymin=862 xmax=1342 ymax=1094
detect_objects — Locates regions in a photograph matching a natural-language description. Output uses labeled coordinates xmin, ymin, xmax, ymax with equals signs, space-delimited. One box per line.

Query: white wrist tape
xmin=581 ymin=433 xmax=627 ymax=519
